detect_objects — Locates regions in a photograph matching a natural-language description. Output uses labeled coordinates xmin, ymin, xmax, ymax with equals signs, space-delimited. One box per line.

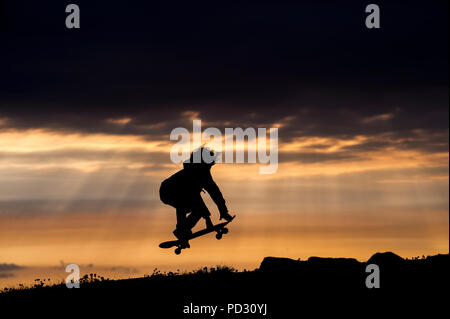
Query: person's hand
xmin=219 ymin=210 xmax=234 ymax=222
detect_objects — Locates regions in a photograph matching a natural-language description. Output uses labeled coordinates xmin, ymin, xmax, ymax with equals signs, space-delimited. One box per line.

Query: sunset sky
xmin=0 ymin=1 xmax=448 ymax=287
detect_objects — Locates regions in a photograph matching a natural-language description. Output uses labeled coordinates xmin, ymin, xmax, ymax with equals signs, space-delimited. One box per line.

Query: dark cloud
xmin=279 ymin=151 xmax=360 ymax=164
xmin=0 ymin=149 xmax=170 ymax=164
xmin=0 ymin=199 xmax=160 ymax=215
xmin=0 ymin=0 xmax=447 ymax=156
xmin=0 ymin=263 xmax=22 ymax=271
xmin=341 ymin=131 xmax=449 ymax=154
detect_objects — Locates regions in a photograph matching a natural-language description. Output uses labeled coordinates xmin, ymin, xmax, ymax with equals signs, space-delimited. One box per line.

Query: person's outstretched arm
xmin=203 ymin=171 xmax=228 ymax=215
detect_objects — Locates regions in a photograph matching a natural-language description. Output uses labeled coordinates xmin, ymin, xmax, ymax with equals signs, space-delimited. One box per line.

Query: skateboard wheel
xmin=216 ymin=233 xmax=222 ymax=240
xmin=175 ymin=247 xmax=182 ymax=255
xmin=222 ymin=227 xmax=229 ymax=234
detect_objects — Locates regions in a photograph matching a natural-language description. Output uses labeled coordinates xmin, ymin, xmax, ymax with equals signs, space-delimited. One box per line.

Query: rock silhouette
xmin=367 ymin=251 xmax=405 ymax=265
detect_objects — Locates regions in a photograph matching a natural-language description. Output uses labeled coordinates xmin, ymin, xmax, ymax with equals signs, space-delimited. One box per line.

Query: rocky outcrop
xmin=367 ymin=251 xmax=405 ymax=265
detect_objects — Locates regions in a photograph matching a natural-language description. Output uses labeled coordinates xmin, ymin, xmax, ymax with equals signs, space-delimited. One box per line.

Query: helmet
xmin=187 ymin=147 xmax=217 ymax=166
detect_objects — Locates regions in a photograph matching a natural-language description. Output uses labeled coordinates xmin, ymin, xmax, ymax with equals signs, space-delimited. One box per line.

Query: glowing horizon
xmin=0 ymin=122 xmax=448 ymax=275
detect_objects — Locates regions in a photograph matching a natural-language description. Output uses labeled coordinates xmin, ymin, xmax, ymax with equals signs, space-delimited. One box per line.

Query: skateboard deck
xmin=159 ymin=216 xmax=235 ymax=254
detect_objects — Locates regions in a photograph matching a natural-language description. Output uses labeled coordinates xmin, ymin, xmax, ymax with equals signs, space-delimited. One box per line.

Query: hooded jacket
xmin=159 ymin=161 xmax=228 ymax=214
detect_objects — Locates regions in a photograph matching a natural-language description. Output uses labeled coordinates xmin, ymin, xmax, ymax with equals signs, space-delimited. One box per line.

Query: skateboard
xmin=159 ymin=216 xmax=235 ymax=255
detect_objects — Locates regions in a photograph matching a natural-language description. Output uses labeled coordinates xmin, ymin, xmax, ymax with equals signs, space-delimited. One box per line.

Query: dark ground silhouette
xmin=1 ymin=252 xmax=448 ymax=317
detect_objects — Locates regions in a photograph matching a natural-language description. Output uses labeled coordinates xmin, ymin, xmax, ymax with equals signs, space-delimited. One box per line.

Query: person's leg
xmin=173 ymin=206 xmax=192 ymax=242
xmin=185 ymin=213 xmax=202 ymax=231
xmin=186 ymin=194 xmax=213 ymax=230
xmin=175 ymin=207 xmax=189 ymax=230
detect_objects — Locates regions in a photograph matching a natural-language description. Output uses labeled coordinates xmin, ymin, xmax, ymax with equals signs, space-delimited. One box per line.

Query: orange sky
xmin=0 ymin=126 xmax=448 ymax=282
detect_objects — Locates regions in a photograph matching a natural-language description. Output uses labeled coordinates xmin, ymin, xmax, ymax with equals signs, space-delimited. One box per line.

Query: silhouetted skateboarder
xmin=159 ymin=148 xmax=234 ymax=244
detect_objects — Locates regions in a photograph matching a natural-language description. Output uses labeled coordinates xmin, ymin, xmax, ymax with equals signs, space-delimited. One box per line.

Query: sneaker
xmin=173 ymin=228 xmax=192 ymax=241
xmin=220 ymin=211 xmax=234 ymax=222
